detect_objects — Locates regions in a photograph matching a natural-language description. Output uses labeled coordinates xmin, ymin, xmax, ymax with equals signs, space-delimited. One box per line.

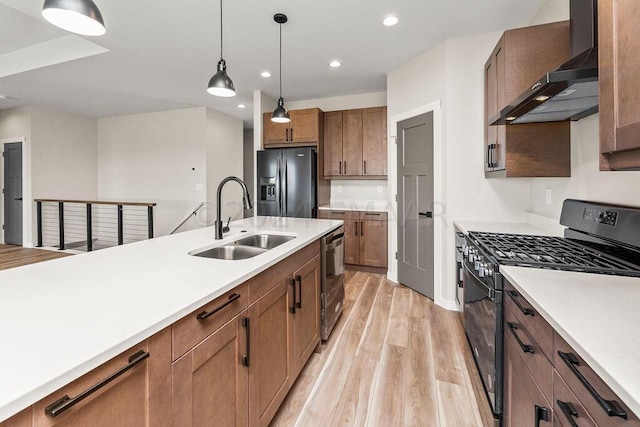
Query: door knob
xmin=418 ymin=212 xmax=433 ymax=218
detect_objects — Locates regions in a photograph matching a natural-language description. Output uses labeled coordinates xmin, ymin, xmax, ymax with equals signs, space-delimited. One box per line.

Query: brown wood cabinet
xmin=484 ymin=21 xmax=572 ymax=178
xmin=33 ymin=328 xmax=172 ymax=427
xmin=599 ymin=0 xmax=640 ymax=170
xmin=172 ymin=314 xmax=249 ymax=427
xmin=291 ymin=256 xmax=321 ymax=378
xmin=323 ymin=107 xmax=387 ymax=179
xmin=318 ymin=210 xmax=387 ymax=269
xmin=263 ymin=108 xmax=323 ymax=148
xmin=0 ymin=408 xmax=32 ymax=427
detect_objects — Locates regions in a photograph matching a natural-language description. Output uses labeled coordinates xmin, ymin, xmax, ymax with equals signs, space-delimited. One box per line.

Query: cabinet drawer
xmin=359 ymin=211 xmax=387 ymax=221
xmin=172 ymin=283 xmax=248 ymax=361
xmin=554 ymin=370 xmax=597 ymax=427
xmin=554 ymin=333 xmax=640 ymax=426
xmin=504 ymin=281 xmax=553 ymax=361
xmin=504 ymin=305 xmax=553 ymax=402
xmin=317 ymin=210 xmax=359 ymax=220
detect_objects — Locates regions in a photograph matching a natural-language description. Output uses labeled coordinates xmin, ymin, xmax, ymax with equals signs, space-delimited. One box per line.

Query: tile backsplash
xmin=330 ymin=179 xmax=389 ymax=203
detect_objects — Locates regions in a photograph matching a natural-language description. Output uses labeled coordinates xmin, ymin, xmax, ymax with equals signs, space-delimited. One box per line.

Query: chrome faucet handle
xmin=223 ymin=216 xmax=231 ymax=232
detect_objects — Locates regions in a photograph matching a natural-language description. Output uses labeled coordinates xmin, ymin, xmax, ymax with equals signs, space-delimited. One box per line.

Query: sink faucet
xmin=215 ymin=176 xmax=253 ymax=239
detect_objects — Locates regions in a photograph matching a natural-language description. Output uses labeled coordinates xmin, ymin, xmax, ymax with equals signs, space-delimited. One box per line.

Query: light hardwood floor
xmin=271 ymin=270 xmax=485 ymax=427
xmin=0 ymin=244 xmax=72 ymax=271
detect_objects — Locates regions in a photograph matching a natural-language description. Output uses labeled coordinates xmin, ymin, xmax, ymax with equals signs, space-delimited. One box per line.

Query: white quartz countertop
xmin=453 ymin=219 xmax=563 ymax=236
xmin=501 ymin=266 xmax=640 ymax=418
xmin=319 ymin=201 xmax=389 ymax=213
xmin=0 ymin=217 xmax=342 ymax=422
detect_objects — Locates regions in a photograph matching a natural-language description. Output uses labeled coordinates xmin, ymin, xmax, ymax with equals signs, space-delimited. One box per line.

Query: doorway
xmin=3 ymin=142 xmax=23 ymax=246
xmin=396 ymin=112 xmax=434 ymax=299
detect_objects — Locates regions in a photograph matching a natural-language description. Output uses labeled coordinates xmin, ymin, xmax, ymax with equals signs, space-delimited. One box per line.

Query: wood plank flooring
xmin=0 ymin=244 xmax=72 ymax=271
xmin=271 ymin=270 xmax=484 ymax=427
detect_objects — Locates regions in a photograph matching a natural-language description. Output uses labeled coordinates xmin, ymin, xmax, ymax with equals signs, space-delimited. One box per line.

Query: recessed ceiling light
xmin=237 ymin=104 xmax=246 ymax=109
xmin=329 ymin=60 xmax=342 ymax=68
xmin=382 ymin=15 xmax=399 ymax=26
xmin=260 ymin=71 xmax=272 ymax=78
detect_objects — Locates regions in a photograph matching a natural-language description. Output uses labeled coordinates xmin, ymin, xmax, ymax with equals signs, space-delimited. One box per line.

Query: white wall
xmin=387 ymin=33 xmax=531 ymax=309
xmin=98 ymin=107 xmax=208 ymax=236
xmin=243 ymin=129 xmax=254 ymax=217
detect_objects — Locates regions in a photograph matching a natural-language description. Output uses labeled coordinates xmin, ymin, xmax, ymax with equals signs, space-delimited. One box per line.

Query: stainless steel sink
xmin=193 ymin=245 xmax=267 ymax=260
xmin=190 ymin=234 xmax=296 ymax=260
xmin=233 ymin=234 xmax=295 ymax=249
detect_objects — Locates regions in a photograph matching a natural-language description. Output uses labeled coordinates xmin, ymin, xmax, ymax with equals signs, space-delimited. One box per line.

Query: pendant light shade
xmin=271 ymin=13 xmax=290 ymax=123
xmin=207 ymin=59 xmax=236 ymax=97
xmin=207 ymin=0 xmax=236 ymax=97
xmin=42 ymin=0 xmax=106 ymax=36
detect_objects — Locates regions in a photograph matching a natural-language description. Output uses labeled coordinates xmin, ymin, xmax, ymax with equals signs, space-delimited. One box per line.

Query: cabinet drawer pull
xmin=331 ymin=211 xmax=346 ymax=215
xmin=242 ymin=317 xmax=250 ymax=367
xmin=365 ymin=213 xmax=381 ymax=216
xmin=534 ymin=405 xmax=550 ymax=426
xmin=295 ymin=275 xmax=302 ymax=309
xmin=196 ymin=293 xmax=241 ymax=320
xmin=557 ymin=400 xmax=579 ymax=427
xmin=558 ymin=351 xmax=627 ymax=419
xmin=45 ymin=350 xmax=150 ymax=417
xmin=506 ymin=290 xmax=534 ymax=316
xmin=507 ymin=322 xmax=534 ymax=354
xmin=290 ymin=278 xmax=297 ymax=314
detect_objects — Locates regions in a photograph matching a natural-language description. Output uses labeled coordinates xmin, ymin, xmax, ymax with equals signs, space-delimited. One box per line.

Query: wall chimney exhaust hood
xmin=491 ymin=0 xmax=598 ymax=125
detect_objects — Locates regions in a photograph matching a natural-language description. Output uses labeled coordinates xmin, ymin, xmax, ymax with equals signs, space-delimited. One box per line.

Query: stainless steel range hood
xmin=491 ymin=0 xmax=598 ymax=125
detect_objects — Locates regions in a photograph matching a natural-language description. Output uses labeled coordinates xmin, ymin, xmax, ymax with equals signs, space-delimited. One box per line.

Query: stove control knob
xmin=486 ymin=266 xmax=494 ymax=277
xmin=462 ymin=244 xmax=468 ymax=256
xmin=479 ymin=263 xmax=486 ymax=277
xmin=468 ymin=249 xmax=475 ymax=262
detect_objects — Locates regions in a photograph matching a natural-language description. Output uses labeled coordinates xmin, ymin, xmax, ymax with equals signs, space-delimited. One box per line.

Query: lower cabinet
xmin=33 ymin=328 xmax=172 ymax=427
xmin=291 ymin=256 xmax=321 ymax=378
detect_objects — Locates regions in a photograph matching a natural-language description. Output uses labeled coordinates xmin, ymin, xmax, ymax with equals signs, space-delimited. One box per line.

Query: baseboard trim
xmin=346 ymin=264 xmax=388 ymax=274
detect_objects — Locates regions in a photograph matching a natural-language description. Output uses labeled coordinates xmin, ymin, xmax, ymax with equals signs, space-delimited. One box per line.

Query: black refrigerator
xmin=257 ymin=147 xmax=317 ymax=218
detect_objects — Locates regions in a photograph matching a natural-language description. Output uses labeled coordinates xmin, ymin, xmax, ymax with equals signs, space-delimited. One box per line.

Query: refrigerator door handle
xmin=276 ymin=157 xmax=282 ymax=216
xmin=283 ymin=158 xmax=288 ymax=216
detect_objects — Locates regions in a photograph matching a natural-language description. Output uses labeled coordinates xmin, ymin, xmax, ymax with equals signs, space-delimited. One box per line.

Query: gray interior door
xmin=397 ymin=113 xmax=434 ymax=299
xmin=3 ymin=142 xmax=23 ymax=246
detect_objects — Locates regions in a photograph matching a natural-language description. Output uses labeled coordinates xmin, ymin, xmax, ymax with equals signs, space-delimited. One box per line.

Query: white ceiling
xmin=0 ymin=0 xmax=544 ymax=127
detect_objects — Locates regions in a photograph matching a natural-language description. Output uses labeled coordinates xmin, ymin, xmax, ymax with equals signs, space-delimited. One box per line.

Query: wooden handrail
xmin=34 ymin=199 xmax=156 ymax=207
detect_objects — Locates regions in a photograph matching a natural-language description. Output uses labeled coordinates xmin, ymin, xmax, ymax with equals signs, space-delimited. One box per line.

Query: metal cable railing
xmin=35 ymin=199 xmax=156 ymax=252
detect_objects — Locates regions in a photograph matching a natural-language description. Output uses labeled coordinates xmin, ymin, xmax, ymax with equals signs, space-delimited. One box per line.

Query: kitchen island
xmin=0 ymin=216 xmax=342 ymax=424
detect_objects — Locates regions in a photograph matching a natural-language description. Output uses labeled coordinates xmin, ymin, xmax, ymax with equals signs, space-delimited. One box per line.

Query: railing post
xmin=117 ymin=204 xmax=124 ymax=245
xmin=58 ymin=202 xmax=65 ymax=250
xmin=36 ymin=201 xmax=43 ymax=247
xmin=86 ymin=203 xmax=93 ymax=252
xmin=147 ymin=206 xmax=154 ymax=239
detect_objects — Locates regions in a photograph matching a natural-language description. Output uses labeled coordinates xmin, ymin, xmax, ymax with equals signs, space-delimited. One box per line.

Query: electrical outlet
xmin=337 ymin=185 xmax=343 ymax=193
xmin=377 ymin=186 xmax=383 ymax=194
xmin=545 ymin=189 xmax=552 ymax=205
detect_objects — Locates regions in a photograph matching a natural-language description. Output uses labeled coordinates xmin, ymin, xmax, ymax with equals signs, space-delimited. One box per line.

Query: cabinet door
xmin=1 ymin=408 xmax=32 ymax=427
xmin=484 ymin=57 xmax=497 ymax=173
xmin=263 ymin=112 xmax=289 ymax=146
xmin=323 ymin=111 xmax=343 ymax=176
xmin=359 ymin=220 xmax=388 ymax=268
xmin=172 ymin=314 xmax=249 ymax=427
xmin=362 ymin=107 xmax=387 ymax=176
xmin=248 ymin=279 xmax=293 ymax=427
xmin=600 ymin=0 xmax=640 ymax=156
xmin=34 ymin=329 xmax=172 ymax=427
xmin=292 ymin=255 xmax=321 ymax=377
xmin=503 ymin=333 xmax=552 ymax=427
xmin=290 ymin=109 xmax=319 ymax=144
xmin=342 ymin=109 xmax=363 ymax=176
xmin=344 ymin=219 xmax=360 ymax=265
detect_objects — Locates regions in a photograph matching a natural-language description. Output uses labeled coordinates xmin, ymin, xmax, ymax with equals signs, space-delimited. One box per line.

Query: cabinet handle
xmin=558 ymin=351 xmax=627 ymax=419
xmin=360 ymin=221 xmax=363 ymax=236
xmin=331 ymin=211 xmax=346 ymax=215
xmin=418 ymin=212 xmax=433 ymax=218
xmin=557 ymin=400 xmax=579 ymax=427
xmin=365 ymin=213 xmax=381 ymax=216
xmin=45 ymin=350 xmax=150 ymax=417
xmin=286 ymin=128 xmax=289 ymax=142
xmin=339 ymin=161 xmax=342 ymax=175
xmin=344 ymin=161 xmax=347 ymax=174
xmin=534 ymin=405 xmax=550 ymax=426
xmin=506 ymin=290 xmax=534 ymax=316
xmin=364 ymin=160 xmax=367 ymax=175
xmin=291 ymin=128 xmax=294 ymax=141
xmin=355 ymin=221 xmax=358 ymax=236
xmin=507 ymin=322 xmax=534 ymax=354
xmin=290 ymin=278 xmax=296 ymax=314
xmin=196 ymin=293 xmax=241 ymax=320
xmin=295 ymin=275 xmax=302 ymax=308
xmin=242 ymin=317 xmax=250 ymax=367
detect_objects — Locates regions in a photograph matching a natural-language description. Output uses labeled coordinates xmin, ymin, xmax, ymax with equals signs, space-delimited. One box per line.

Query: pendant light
xmin=271 ymin=13 xmax=290 ymax=123
xmin=207 ymin=0 xmax=236 ymax=97
xmin=42 ymin=0 xmax=106 ymax=36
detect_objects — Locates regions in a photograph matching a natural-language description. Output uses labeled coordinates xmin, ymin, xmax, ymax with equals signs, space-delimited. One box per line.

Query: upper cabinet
xmin=263 ymin=108 xmax=323 ymax=147
xmin=484 ymin=22 xmax=572 ymax=178
xmin=323 ymin=107 xmax=387 ymax=179
xmin=599 ymin=0 xmax=640 ymax=170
